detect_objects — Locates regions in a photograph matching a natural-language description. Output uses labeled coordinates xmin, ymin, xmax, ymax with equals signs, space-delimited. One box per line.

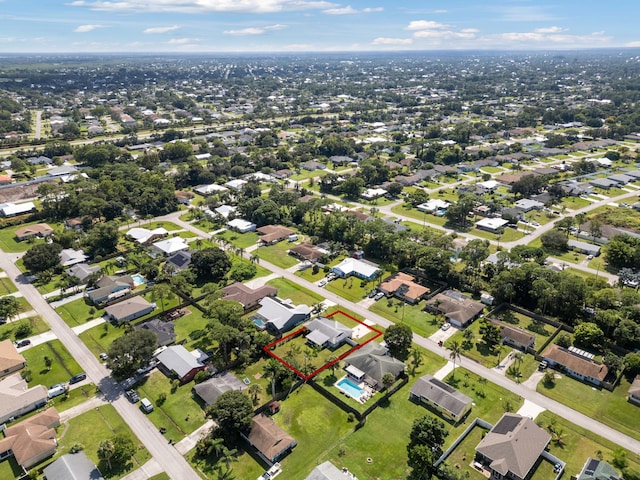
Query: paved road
xmin=157 ymin=213 xmax=640 ymax=456
xmin=0 ymin=253 xmax=200 ymax=480
xmin=546 ymin=256 xmax=618 ymax=285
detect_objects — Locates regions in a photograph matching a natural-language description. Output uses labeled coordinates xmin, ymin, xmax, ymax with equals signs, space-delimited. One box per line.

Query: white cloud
xmin=144 ymin=25 xmax=180 ymax=34
xmin=224 ymin=25 xmax=287 ymax=35
xmin=66 ymin=0 xmax=338 ymax=14
xmin=485 ymin=30 xmax=612 ymax=47
xmin=323 ymin=5 xmax=382 ymax=15
xmin=405 ymin=20 xmax=449 ymax=31
xmin=413 ymin=30 xmax=476 ymax=40
xmin=74 ymin=24 xmax=106 ymax=32
xmin=498 ymin=6 xmax=556 ymax=22
xmin=626 ymin=41 xmax=640 ymax=47
xmin=372 ymin=37 xmax=413 ymax=45
xmin=168 ymin=37 xmax=196 ymax=44
xmin=534 ymin=26 xmax=565 ymax=33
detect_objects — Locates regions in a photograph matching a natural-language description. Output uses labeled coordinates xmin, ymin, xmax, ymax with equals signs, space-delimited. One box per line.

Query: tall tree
xmin=383 ymin=324 xmax=413 ymax=360
xmin=449 ymin=340 xmax=462 ymax=378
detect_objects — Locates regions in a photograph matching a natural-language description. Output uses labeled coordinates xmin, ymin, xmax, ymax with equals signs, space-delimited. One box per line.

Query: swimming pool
xmin=131 ymin=274 xmax=146 ymax=286
xmin=252 ymin=318 xmax=266 ymax=330
xmin=336 ymin=377 xmax=365 ymax=400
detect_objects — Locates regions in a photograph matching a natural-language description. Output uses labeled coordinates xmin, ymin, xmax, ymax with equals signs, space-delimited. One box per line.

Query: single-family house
xmin=0 ymin=373 xmax=47 ymax=424
xmin=305 ymin=317 xmax=352 ymax=350
xmin=0 ymin=340 xmax=26 ymax=379
xmin=137 ymin=319 xmax=176 ymax=346
xmin=64 ymin=217 xmax=85 ymax=231
xmin=343 ymin=343 xmax=405 ymax=391
xmin=627 ymin=375 xmax=640 ymax=406
xmin=0 ymin=408 xmax=59 ymax=469
xmin=43 ymin=451 xmax=104 ymax=480
xmin=66 ymin=263 xmax=100 ymax=283
xmin=27 ymin=156 xmax=52 ymax=166
xmin=47 ymin=165 xmax=78 ymax=177
xmin=513 ymin=199 xmax=544 ymax=212
xmin=491 ymin=320 xmax=535 ymax=350
xmin=475 ymin=413 xmax=551 ymax=480
xmin=0 ymin=174 xmax=12 ymax=185
xmin=361 ymin=188 xmax=387 ymax=200
xmin=0 ymin=202 xmax=36 ymax=217
xmin=425 ymin=290 xmax=484 ymax=329
xmin=577 ymin=458 xmax=623 ymax=480
xmin=255 ymin=297 xmax=311 ymax=335
xmin=175 ymin=191 xmax=195 ymax=205
xmin=378 ymin=272 xmax=430 ymax=304
xmin=15 ymin=223 xmax=53 ymax=241
xmin=301 ymin=160 xmax=326 ymax=171
xmin=104 ymin=296 xmax=155 ymax=324
xmin=332 ymin=257 xmax=380 ymax=281
xmin=476 ymin=217 xmax=509 ymax=233
xmin=194 ymin=184 xmax=228 ymax=196
xmin=192 ymin=371 xmax=247 ymax=407
xmin=305 ymin=461 xmax=353 ymax=480
xmin=608 ymin=174 xmax=634 ymax=185
xmin=567 ymin=239 xmax=600 ymax=256
xmin=542 ymin=344 xmax=608 ymax=386
xmin=213 ymin=205 xmax=236 ymax=218
xmin=227 ymin=218 xmax=256 ymax=233
xmin=127 ymin=227 xmax=168 ymax=245
xmin=59 ymin=248 xmax=88 ymax=267
xmin=165 ymin=250 xmax=193 ymax=273
xmin=222 ymin=282 xmax=277 ymax=311
xmin=409 ymin=374 xmax=472 ymax=423
xmin=156 ymin=345 xmax=206 ymax=383
xmin=476 ymin=180 xmax=499 ymax=192
xmin=257 ymin=225 xmax=295 ymax=245
xmin=86 ymin=275 xmax=133 ymax=305
xmin=225 ymin=179 xmax=248 ymax=190
xmin=589 ymin=178 xmax=619 ymax=189
xmin=289 ymin=244 xmax=325 ymax=263
xmin=329 ymin=155 xmax=354 ymax=166
xmin=152 ymin=237 xmax=189 ymax=256
xmin=417 ymin=199 xmax=451 ymax=213
xmin=245 ymin=414 xmax=297 ymax=464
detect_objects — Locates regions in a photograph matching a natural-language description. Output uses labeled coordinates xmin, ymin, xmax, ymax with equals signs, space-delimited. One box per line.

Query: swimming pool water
xmin=336 ymin=378 xmax=365 ymax=400
xmin=132 ymin=274 xmax=146 ymax=285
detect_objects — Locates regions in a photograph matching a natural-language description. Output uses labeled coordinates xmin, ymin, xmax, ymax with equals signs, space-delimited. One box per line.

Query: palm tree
xmin=97 ymin=439 xmax=115 ymax=470
xmin=449 ymin=340 xmax=462 ymax=378
xmin=248 ymin=384 xmax=262 ymax=405
xmin=409 ymin=348 xmax=423 ymax=376
xmin=219 ymin=446 xmax=238 ymax=471
xmin=551 ymin=428 xmax=566 ymax=447
xmin=150 ymin=283 xmax=174 ymax=314
xmin=263 ymin=360 xmax=281 ymax=399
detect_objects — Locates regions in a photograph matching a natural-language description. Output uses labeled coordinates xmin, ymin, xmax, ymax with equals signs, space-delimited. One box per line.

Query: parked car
xmin=15 ymin=339 xmax=31 ymax=348
xmin=120 ymin=377 xmax=137 ymax=390
xmin=48 ymin=384 xmax=66 ymax=398
xmin=368 ymin=289 xmax=378 ymax=298
xmin=69 ymin=373 xmax=87 ymax=384
xmin=126 ymin=390 xmax=140 ymax=403
xmin=374 ymin=292 xmax=385 ymax=301
xmin=99 ymin=352 xmax=108 ymax=361
xmin=441 ymin=323 xmax=451 ymax=331
xmin=538 ymin=360 xmax=548 ymax=371
xmin=318 ymin=279 xmax=327 ymax=287
xmin=136 ymin=362 xmax=157 ymax=376
xmin=140 ymin=397 xmax=154 ymax=413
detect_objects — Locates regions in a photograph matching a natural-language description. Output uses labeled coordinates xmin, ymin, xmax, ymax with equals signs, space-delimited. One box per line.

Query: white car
xmin=441 ymin=323 xmax=451 ymax=331
xmin=318 ymin=279 xmax=327 ymax=287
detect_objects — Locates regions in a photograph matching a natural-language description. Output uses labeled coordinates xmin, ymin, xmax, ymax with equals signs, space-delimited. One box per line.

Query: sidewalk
xmin=60 ymin=395 xmax=108 ymax=422
xmin=71 ymin=317 xmax=106 ymax=335
xmin=119 ymin=459 xmax=163 ymax=480
xmin=174 ymin=419 xmax=215 ymax=455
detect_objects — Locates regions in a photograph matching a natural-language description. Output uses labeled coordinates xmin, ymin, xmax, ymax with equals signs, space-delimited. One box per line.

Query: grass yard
xmin=470 ymin=227 xmax=524 ymax=242
xmin=54 ymin=404 xmax=151 ymax=479
xmin=174 ymin=308 xmax=210 ymax=349
xmin=267 ymin=277 xmax=324 ymax=306
xmin=48 ymin=383 xmax=96 ymax=412
xmin=391 ymin=204 xmax=448 ymax=227
xmin=0 ymin=276 xmax=17 ymax=294
xmin=445 ymin=320 xmax=509 ymax=369
xmin=0 ymin=221 xmax=54 ymax=253
xmin=559 ymin=196 xmax=592 ymax=210
xmin=480 ymin=166 xmax=503 ymax=174
xmin=215 ymin=229 xmax=259 ymax=249
xmin=0 ymin=457 xmax=22 ymax=479
xmin=22 ymin=340 xmax=83 ymax=388
xmin=370 ymin=299 xmax=442 ymax=339
xmin=492 ymin=309 xmax=556 ymax=351
xmin=135 ymin=371 xmax=206 ymax=441
xmin=537 ymin=374 xmax=640 ymax=442
xmin=537 ymin=411 xmax=640 ymax=477
xmin=56 ymin=297 xmax=103 ymax=327
xmin=134 ymin=220 xmax=182 ymax=231
xmin=79 ymin=322 xmax=126 ymax=359
xmin=324 ymin=276 xmax=372 ymax=303
xmin=0 ymin=315 xmax=49 ymax=341
xmin=441 ymin=423 xmax=486 ymax=479
xmin=255 ymin=242 xmax=299 ymax=268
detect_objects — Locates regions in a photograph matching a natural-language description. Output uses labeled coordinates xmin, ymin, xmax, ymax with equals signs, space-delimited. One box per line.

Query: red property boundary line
xmin=262 ymin=310 xmax=383 ymax=381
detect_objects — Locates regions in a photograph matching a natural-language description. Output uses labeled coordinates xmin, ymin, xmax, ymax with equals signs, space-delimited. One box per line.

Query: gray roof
xmin=305 ymin=461 xmax=352 ymax=480
xmin=42 ymin=451 xmax=104 ymax=480
xmin=257 ymin=297 xmax=311 ymax=333
xmin=409 ymin=374 xmax=472 ymax=417
xmin=476 ymin=413 xmax=550 ymax=480
xmin=577 ymin=458 xmax=623 ymax=480
xmin=344 ymin=343 xmax=404 ymax=387
xmin=567 ymin=239 xmax=601 ymax=255
xmin=157 ymin=345 xmax=203 ymax=379
xmin=192 ymin=372 xmax=246 ymax=407
xmin=608 ymin=174 xmax=634 ymax=184
xmin=306 ymin=317 xmax=351 ymax=347
xmin=589 ymin=178 xmax=619 ymax=188
xmin=104 ymin=296 xmax=152 ymax=321
xmin=67 ymin=263 xmax=100 ymax=282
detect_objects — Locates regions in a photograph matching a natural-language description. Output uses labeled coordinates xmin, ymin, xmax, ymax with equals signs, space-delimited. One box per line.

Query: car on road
xmin=126 ymin=390 xmax=140 ymax=403
xmin=69 ymin=373 xmax=87 ymax=384
xmin=15 ymin=339 xmax=31 ymax=348
xmin=441 ymin=323 xmax=451 ymax=331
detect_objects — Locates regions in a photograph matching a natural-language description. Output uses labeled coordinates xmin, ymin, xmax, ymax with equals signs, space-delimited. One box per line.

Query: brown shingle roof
xmin=257 ymin=225 xmax=295 ymax=243
xmin=491 ymin=320 xmax=535 ymax=348
xmin=247 ymin=414 xmax=296 ymax=462
xmin=0 ymin=407 xmax=59 ymax=468
xmin=0 ymin=340 xmax=26 ymax=374
xmin=543 ymin=344 xmax=608 ymax=382
xmin=15 ymin=223 xmax=53 ymax=239
xmin=379 ymin=272 xmax=430 ymax=302
xmin=289 ymin=244 xmax=323 ymax=262
xmin=222 ymin=282 xmax=277 ymax=308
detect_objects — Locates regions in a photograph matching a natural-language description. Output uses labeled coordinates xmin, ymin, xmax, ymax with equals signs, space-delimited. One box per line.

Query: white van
xmin=48 ymin=384 xmax=66 ymax=398
xmin=140 ymin=398 xmax=154 ymax=413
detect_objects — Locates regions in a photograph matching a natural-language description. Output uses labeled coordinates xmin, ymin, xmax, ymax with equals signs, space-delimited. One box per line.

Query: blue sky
xmin=1 ymin=0 xmax=639 ymax=53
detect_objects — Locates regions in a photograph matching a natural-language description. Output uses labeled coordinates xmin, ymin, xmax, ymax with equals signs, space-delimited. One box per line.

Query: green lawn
xmin=135 ymin=370 xmax=207 ymax=441
xmin=79 ymin=322 xmax=126 ymax=359
xmin=0 ymin=457 xmax=22 ymax=479
xmin=445 ymin=320 xmax=507 ymax=369
xmin=470 ymin=227 xmax=524 ymax=242
xmin=369 ymin=299 xmax=442 ymax=339
xmin=391 ymin=204 xmax=449 ymax=227
xmin=22 ymin=340 xmax=83 ymax=388
xmin=267 ymin=277 xmax=324 ymax=306
xmin=215 ymin=230 xmax=259 ymax=249
xmin=537 ymin=410 xmax=640 ymax=478
xmin=54 ymin=404 xmax=151 ymax=479
xmin=56 ymin=298 xmax=103 ymax=327
xmin=0 ymin=277 xmax=18 ymax=294
xmin=174 ymin=308 xmax=210 ymax=349
xmin=480 ymin=166 xmax=503 ymax=174
xmin=0 ymin=315 xmax=49 ymax=341
xmin=0 ymin=221 xmax=55 ymax=253
xmin=48 ymin=383 xmax=97 ymax=412
xmin=134 ymin=220 xmax=182 ymax=231
xmin=324 ymin=276 xmax=372 ymax=303
xmin=255 ymin=242 xmax=299 ymax=268
xmin=537 ymin=374 xmax=640 ymax=442
xmin=559 ymin=196 xmax=591 ymax=210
